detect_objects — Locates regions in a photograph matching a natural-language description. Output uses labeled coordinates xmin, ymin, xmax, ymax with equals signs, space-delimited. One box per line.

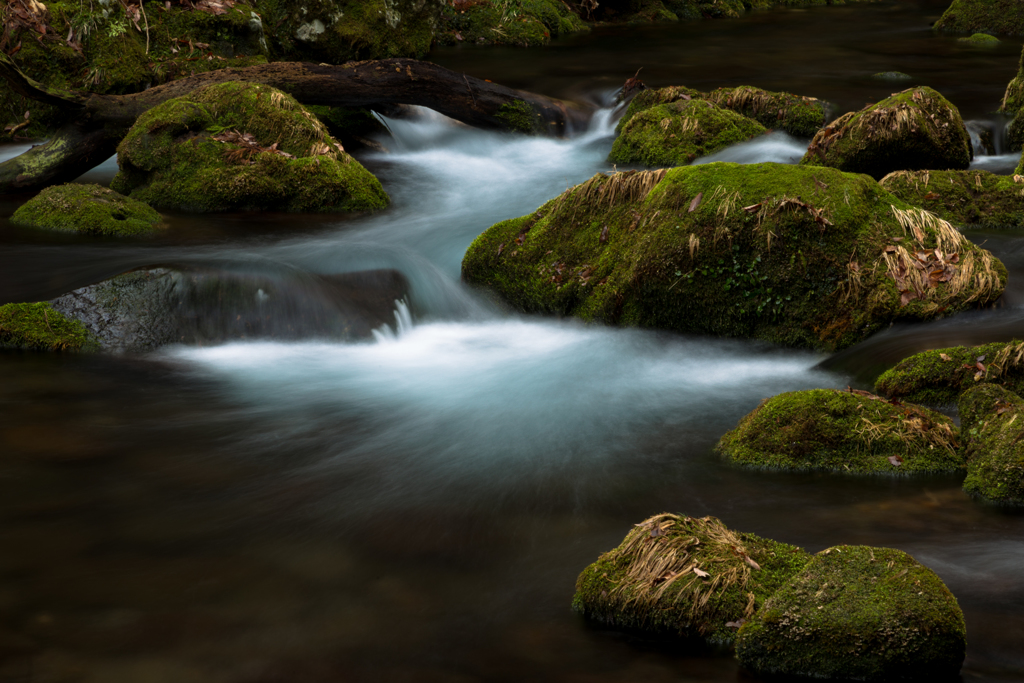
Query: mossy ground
xmin=572 ymin=513 xmax=810 ymax=645
xmin=934 ymin=0 xmax=1024 ymax=36
xmin=0 ymin=302 xmax=98 ymax=352
xmin=438 ymin=0 xmax=589 ymax=47
xmin=880 ymin=169 xmax=1024 ymax=229
xmin=801 ymin=87 xmax=973 ymax=180
xmin=11 ymin=183 xmax=163 ymax=236
xmin=958 ymin=384 xmax=1024 ymax=505
xmin=716 ymin=389 xmax=964 ymax=474
xmin=616 ymin=85 xmax=827 ymax=139
xmin=461 ymin=162 xmax=1005 ymax=351
xmin=874 ymin=340 xmax=1024 ymax=405
xmin=609 ymin=100 xmax=766 ymax=167
xmin=1 ymin=1 xmax=268 ymax=139
xmin=110 ymin=81 xmax=389 ymax=213
xmin=736 ymin=545 xmax=967 ymax=681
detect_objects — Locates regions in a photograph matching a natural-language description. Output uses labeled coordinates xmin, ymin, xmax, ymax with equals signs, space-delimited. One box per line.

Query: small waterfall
xmin=372 ymin=299 xmax=414 ymax=342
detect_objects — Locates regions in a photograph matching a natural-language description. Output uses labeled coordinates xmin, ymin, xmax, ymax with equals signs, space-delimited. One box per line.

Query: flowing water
xmin=2 ymin=1 xmax=1024 ymax=681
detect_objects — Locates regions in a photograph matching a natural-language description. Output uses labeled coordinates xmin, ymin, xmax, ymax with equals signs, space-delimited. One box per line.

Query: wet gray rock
xmin=49 ymin=267 xmax=409 ymax=353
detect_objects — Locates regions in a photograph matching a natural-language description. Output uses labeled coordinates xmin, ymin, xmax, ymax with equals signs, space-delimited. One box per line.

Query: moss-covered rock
xmin=736 ymin=545 xmax=967 ymax=681
xmin=999 ymin=46 xmax=1024 ymax=122
xmin=616 ymin=85 xmax=828 ymax=139
xmin=461 ymin=163 xmax=1006 ymax=351
xmin=0 ymin=302 xmax=98 ymax=352
xmin=703 ymin=85 xmax=830 ymax=138
xmin=874 ymin=340 xmax=1024 ymax=405
xmin=10 ymin=183 xmax=163 ymax=236
xmin=572 ymin=513 xmax=811 ymax=645
xmin=880 ymin=169 xmax=1024 ymax=229
xmin=716 ymin=389 xmax=963 ymax=474
xmin=934 ymin=0 xmax=1024 ymax=36
xmin=801 ymin=87 xmax=972 ymax=180
xmin=110 ymin=81 xmax=388 ymax=213
xmin=609 ymin=100 xmax=766 ymax=167
xmin=439 ymin=0 xmax=588 ymax=46
xmin=958 ymin=383 xmax=1024 ymax=505
xmin=958 ymin=31 xmax=1000 ymax=44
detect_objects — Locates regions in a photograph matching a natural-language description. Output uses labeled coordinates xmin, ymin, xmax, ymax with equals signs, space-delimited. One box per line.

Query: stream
xmin=2 ymin=1 xmax=1024 ymax=681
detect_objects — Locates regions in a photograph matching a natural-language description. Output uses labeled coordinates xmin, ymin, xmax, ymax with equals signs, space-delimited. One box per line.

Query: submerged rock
xmin=609 ymin=100 xmax=766 ymax=167
xmin=801 ymin=86 xmax=972 ymax=180
xmin=111 ymin=81 xmax=389 ymax=213
xmin=958 ymin=32 xmax=1000 ymax=45
xmin=0 ymin=302 xmax=98 ymax=352
xmin=47 ymin=267 xmax=410 ymax=354
xmin=572 ymin=513 xmax=810 ymax=645
xmin=958 ymin=383 xmax=1024 ymax=505
xmin=736 ymin=545 xmax=967 ymax=681
xmin=461 ymin=162 xmax=1006 ymax=351
xmin=10 ymin=183 xmax=163 ymax=237
xmin=874 ymin=340 xmax=1024 ymax=405
xmin=617 ymin=84 xmax=829 ymax=139
xmin=716 ymin=389 xmax=963 ymax=474
xmin=872 ymin=71 xmax=913 ymax=82
xmin=934 ymin=0 xmax=1024 ymax=36
xmin=880 ymin=169 xmax=1024 ymax=229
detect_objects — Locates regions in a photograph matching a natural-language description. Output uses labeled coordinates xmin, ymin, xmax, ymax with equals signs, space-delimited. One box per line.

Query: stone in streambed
xmin=800 ymin=86 xmax=972 ymax=179
xmin=10 ymin=183 xmax=163 ymax=237
xmin=461 ymin=162 xmax=1006 ymax=351
xmin=958 ymin=383 xmax=1024 ymax=505
xmin=111 ymin=81 xmax=389 ymax=214
xmin=0 ymin=302 xmax=98 ymax=352
xmin=715 ymin=388 xmax=964 ymax=474
xmin=880 ymin=169 xmax=1024 ymax=229
xmin=736 ymin=545 xmax=967 ymax=681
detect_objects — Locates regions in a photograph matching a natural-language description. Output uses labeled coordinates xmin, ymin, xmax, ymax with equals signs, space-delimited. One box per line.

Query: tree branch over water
xmin=0 ymin=56 xmax=591 ymax=195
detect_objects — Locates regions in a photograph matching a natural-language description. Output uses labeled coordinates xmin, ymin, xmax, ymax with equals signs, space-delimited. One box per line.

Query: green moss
xmin=572 ymin=513 xmax=810 ymax=645
xmin=461 ymin=162 xmax=1006 ymax=351
xmin=716 ymin=389 xmax=964 ymax=474
xmin=957 ymin=384 xmax=1024 ymax=505
xmin=111 ymin=81 xmax=389 ymax=213
xmin=999 ymin=46 xmax=1024 ymax=119
xmin=880 ymin=169 xmax=1024 ymax=229
xmin=958 ymin=31 xmax=1000 ymax=44
xmin=0 ymin=302 xmax=98 ymax=352
xmin=11 ymin=183 xmax=163 ymax=236
xmin=616 ymin=86 xmax=704 ymax=133
xmin=801 ymin=87 xmax=972 ymax=180
xmin=736 ymin=545 xmax=967 ymax=681
xmin=703 ymin=85 xmax=828 ymax=138
xmin=496 ymin=100 xmax=544 ymax=135
xmin=439 ymin=0 xmax=588 ymax=46
xmin=934 ymin=0 xmax=1024 ymax=36
xmin=875 ymin=340 xmax=1024 ymax=405
xmin=609 ymin=100 xmax=766 ymax=167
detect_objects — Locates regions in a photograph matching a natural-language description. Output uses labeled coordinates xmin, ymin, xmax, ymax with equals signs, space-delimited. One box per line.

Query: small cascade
xmin=372 ymin=299 xmax=414 ymax=342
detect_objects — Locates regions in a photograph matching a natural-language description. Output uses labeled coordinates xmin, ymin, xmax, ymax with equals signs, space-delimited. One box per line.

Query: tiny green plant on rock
xmin=0 ymin=302 xmax=98 ymax=352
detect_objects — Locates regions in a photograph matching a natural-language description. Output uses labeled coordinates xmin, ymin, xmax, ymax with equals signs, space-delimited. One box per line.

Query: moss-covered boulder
xmin=0 ymin=302 xmax=98 ymax=352
xmin=934 ymin=0 xmax=1024 ymax=36
xmin=609 ymin=100 xmax=766 ymax=167
xmin=716 ymin=389 xmax=963 ymax=474
xmin=438 ymin=0 xmax=588 ymax=46
xmin=703 ymin=85 xmax=830 ymax=138
xmin=461 ymin=163 xmax=1006 ymax=351
xmin=110 ymin=81 xmax=388 ymax=213
xmin=801 ymin=87 xmax=972 ymax=180
xmin=572 ymin=513 xmax=811 ymax=645
xmin=959 ymin=384 xmax=1024 ymax=505
xmin=617 ymin=85 xmax=829 ymax=139
xmin=736 ymin=545 xmax=967 ymax=681
xmin=874 ymin=340 xmax=1024 ymax=405
xmin=880 ymin=169 xmax=1024 ymax=229
xmin=958 ymin=32 xmax=1000 ymax=44
xmin=999 ymin=47 xmax=1024 ymax=148
xmin=10 ymin=184 xmax=163 ymax=237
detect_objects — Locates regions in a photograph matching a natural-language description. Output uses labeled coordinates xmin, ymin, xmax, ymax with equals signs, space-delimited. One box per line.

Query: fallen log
xmin=0 ymin=55 xmax=592 ymax=195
